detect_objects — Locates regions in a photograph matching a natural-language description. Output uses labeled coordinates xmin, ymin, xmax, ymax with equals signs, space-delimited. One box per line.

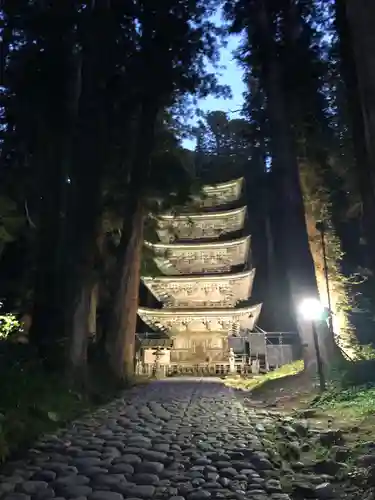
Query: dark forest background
xmin=1 ymin=0 xmax=375 ymax=393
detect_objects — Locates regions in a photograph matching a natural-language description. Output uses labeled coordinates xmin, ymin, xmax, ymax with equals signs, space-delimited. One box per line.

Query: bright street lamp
xmin=298 ymin=298 xmax=325 ymax=321
xmin=298 ymin=298 xmax=326 ymax=392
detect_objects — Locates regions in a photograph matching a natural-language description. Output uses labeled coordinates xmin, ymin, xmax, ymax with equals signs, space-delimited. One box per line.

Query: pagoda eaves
xmin=138 ymin=303 xmax=262 ymax=334
xmin=156 ymin=206 xmax=246 ymax=243
xmin=141 ymin=268 xmax=256 ymax=309
xmin=145 ymin=235 xmax=251 ymax=275
xmin=192 ymin=177 xmax=244 ymax=208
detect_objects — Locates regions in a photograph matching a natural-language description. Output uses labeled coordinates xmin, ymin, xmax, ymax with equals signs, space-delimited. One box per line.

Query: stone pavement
xmin=0 ymin=379 xmax=335 ymax=500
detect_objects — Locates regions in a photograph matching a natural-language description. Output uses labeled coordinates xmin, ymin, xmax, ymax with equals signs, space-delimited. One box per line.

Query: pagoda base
xmin=136 ymin=332 xmax=296 ymax=378
xmin=170 ymin=332 xmax=229 ymax=364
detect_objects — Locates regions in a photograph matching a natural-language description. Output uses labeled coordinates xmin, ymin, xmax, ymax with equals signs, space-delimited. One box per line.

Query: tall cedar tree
xmin=335 ymin=1 xmax=375 ymax=310
xmin=225 ymin=0 xmax=323 ymax=369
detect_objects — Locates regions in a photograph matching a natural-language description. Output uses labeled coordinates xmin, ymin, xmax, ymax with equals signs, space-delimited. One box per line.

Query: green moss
xmin=0 ymin=342 xmax=127 ymax=463
xmin=314 ymin=385 xmax=375 ymax=418
xmin=224 ymin=360 xmax=304 ymax=391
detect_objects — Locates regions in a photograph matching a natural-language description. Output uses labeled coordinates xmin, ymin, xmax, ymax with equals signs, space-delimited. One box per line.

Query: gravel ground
xmin=0 ymin=378 xmax=358 ymax=500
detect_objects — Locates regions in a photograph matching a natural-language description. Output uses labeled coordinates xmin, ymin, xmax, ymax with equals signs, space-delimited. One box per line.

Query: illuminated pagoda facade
xmin=137 ymin=177 xmax=263 ymax=370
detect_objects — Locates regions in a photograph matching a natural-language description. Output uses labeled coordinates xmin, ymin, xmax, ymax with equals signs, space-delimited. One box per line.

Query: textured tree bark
xmin=253 ymin=0 xmax=321 ymax=370
xmin=29 ymin=2 xmax=82 ymax=368
xmin=345 ymin=1 xmax=375 ymax=171
xmin=105 ymin=200 xmax=144 ymax=380
xmin=63 ymin=171 xmax=103 ymax=386
xmin=336 ymin=0 xmax=375 ymax=293
xmin=68 ymin=284 xmax=90 ymax=387
xmin=88 ymin=283 xmax=99 ymax=339
xmin=29 ymin=91 xmax=72 ymax=368
xmin=63 ymin=1 xmax=118 ymax=384
xmin=28 ymin=141 xmax=67 ymax=367
xmin=105 ymin=99 xmax=159 ymax=381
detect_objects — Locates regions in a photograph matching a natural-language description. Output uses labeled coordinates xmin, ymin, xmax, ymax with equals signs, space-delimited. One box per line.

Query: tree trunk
xmin=268 ymin=171 xmax=296 ymax=332
xmin=105 ymin=200 xmax=144 ymax=380
xmin=29 ymin=124 xmax=70 ymax=370
xmin=29 ymin=3 xmax=80 ymax=367
xmin=88 ymin=283 xmax=99 ymax=339
xmin=68 ymin=284 xmax=90 ymax=386
xmin=253 ymin=0 xmax=320 ymax=370
xmin=336 ymin=0 xmax=375 ymax=294
xmin=345 ymin=1 xmax=375 ymax=171
xmin=105 ymin=99 xmax=159 ymax=381
xmin=63 ymin=170 xmax=103 ymax=384
xmin=63 ymin=2 xmax=117 ymax=384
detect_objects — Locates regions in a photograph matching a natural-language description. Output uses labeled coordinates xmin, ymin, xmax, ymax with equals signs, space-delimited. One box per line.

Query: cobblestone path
xmin=0 ymin=379 xmax=324 ymax=500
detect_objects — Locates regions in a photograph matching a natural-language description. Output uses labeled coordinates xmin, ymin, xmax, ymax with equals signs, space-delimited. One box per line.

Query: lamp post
xmin=298 ymin=298 xmax=326 ymax=392
xmin=315 ymin=221 xmax=334 ymax=337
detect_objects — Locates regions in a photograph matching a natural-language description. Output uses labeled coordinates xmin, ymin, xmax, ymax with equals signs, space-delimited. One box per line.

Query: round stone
xmin=220 ymin=468 xmax=237 ymax=478
xmin=17 ymin=482 xmax=49 ymax=495
xmin=140 ymin=450 xmax=168 ymax=463
xmin=136 ymin=462 xmax=164 ymax=474
xmin=133 ymin=473 xmax=159 ymax=486
xmin=187 ymin=491 xmax=211 ymax=500
xmin=33 ymin=487 xmax=56 ymax=500
xmin=32 ymin=471 xmax=57 ymax=482
xmin=0 ymin=484 xmax=16 ymax=495
xmin=55 ymin=476 xmax=90 ymax=488
xmin=89 ymin=492 xmax=124 ymax=500
xmin=93 ymin=474 xmax=126 ymax=488
xmin=206 ymin=472 xmax=219 ymax=482
xmin=127 ymin=485 xmax=156 ymax=498
xmin=117 ymin=454 xmax=142 ymax=465
xmin=84 ymin=467 xmax=109 ymax=477
xmin=61 ymin=485 xmax=93 ymax=498
xmin=46 ymin=464 xmax=78 ymax=475
xmin=153 ymin=444 xmax=170 ymax=452
xmin=314 ymin=483 xmax=335 ymax=499
xmin=195 ymin=458 xmax=211 ymax=466
xmin=3 ymin=495 xmax=31 ymax=500
xmin=74 ymin=458 xmax=102 ymax=468
xmin=110 ymin=463 xmax=134 ymax=475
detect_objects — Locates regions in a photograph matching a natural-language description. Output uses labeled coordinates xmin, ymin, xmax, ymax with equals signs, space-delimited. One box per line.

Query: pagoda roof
xmin=156 ymin=206 xmax=247 ymax=243
xmin=137 ymin=303 xmax=262 ymax=334
xmin=144 ymin=235 xmax=251 ymax=275
xmin=192 ymin=177 xmax=244 ymax=208
xmin=141 ymin=269 xmax=256 ymax=308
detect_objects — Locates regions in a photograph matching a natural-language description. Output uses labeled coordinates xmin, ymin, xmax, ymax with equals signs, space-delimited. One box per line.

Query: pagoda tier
xmin=137 ymin=304 xmax=262 ymax=334
xmin=156 ymin=206 xmax=246 ymax=243
xmin=144 ymin=235 xmax=251 ymax=275
xmin=191 ymin=177 xmax=244 ymax=208
xmin=141 ymin=269 xmax=256 ymax=309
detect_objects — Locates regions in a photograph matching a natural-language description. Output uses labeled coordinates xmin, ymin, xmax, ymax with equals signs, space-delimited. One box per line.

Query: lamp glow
xmin=298 ymin=298 xmax=324 ymax=321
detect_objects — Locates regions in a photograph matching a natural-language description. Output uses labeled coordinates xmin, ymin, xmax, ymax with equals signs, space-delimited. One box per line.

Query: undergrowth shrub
xmin=0 ymin=341 xmax=125 ymax=463
xmin=313 ymin=384 xmax=375 ymax=417
xmin=0 ymin=341 xmax=90 ymax=462
xmin=0 ymin=302 xmax=22 ymax=339
xmin=327 ymin=343 xmax=375 ymax=388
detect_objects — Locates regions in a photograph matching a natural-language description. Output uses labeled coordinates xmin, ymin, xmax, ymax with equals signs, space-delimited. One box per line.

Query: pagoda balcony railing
xmin=164 ymin=300 xmax=236 ymax=308
xmin=136 ymin=360 xmax=265 ymax=378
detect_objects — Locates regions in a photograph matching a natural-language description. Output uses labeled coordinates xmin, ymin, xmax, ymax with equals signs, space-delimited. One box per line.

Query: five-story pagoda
xmin=137 ymin=177 xmax=262 ymax=368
